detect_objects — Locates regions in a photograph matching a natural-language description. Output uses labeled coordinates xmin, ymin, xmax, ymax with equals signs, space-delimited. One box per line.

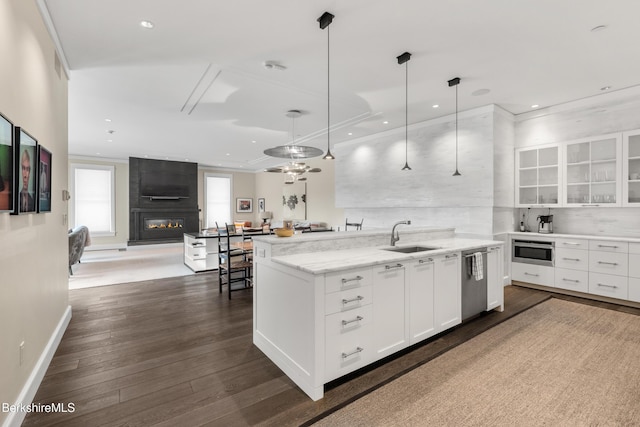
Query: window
xmin=204 ymin=173 xmax=232 ymax=229
xmin=70 ymin=164 xmax=115 ymax=236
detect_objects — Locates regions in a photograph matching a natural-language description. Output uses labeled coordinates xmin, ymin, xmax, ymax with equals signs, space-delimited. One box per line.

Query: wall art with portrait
xmin=13 ymin=127 xmax=38 ymax=214
xmin=283 ymin=182 xmax=306 ymax=220
xmin=38 ymin=145 xmax=52 ymax=212
xmin=0 ymin=113 xmax=14 ymax=213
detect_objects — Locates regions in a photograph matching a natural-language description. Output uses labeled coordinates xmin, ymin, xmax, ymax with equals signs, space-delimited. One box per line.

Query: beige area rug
xmin=314 ymin=299 xmax=640 ymax=427
xmin=69 ymin=243 xmax=195 ymax=289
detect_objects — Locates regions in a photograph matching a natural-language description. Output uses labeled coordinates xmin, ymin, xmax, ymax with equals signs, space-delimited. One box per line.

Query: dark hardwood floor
xmin=25 ymin=275 xmax=628 ymax=426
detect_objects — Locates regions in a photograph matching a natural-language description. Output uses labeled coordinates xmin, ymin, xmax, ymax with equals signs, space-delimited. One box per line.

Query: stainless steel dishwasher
xmin=461 ymin=249 xmax=488 ymax=321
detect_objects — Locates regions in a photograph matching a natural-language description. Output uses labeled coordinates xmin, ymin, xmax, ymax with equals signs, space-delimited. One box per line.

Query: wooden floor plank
xmin=24 ymin=277 xmax=560 ymax=426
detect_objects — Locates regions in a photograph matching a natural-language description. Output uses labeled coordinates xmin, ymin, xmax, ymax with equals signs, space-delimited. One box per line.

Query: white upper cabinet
xmin=563 ymin=134 xmax=622 ymax=207
xmin=515 ymin=144 xmax=561 ymax=207
xmin=623 ymin=129 xmax=640 ymax=206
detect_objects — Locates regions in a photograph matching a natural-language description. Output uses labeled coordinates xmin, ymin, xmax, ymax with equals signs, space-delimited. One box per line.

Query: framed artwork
xmin=37 ymin=145 xmax=52 ymax=212
xmin=0 ymin=113 xmax=14 ymax=213
xmin=14 ymin=127 xmax=37 ymax=214
xmin=258 ymin=198 xmax=265 ymax=213
xmin=283 ymin=182 xmax=306 ymax=220
xmin=236 ymin=197 xmax=253 ymax=213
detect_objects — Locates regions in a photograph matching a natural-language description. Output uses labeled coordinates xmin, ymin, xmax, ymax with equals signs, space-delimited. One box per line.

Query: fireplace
xmin=128 ymin=157 xmax=199 ymax=245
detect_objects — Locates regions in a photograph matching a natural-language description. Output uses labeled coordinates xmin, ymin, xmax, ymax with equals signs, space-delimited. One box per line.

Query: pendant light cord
xmin=405 ymin=61 xmax=408 ymax=165
xmin=455 ymin=84 xmax=458 ymax=169
xmin=327 ymin=23 xmax=330 ymax=152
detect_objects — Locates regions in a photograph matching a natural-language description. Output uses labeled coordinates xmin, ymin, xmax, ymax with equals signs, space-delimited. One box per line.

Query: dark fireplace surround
xmin=128 ymin=157 xmax=199 ymax=245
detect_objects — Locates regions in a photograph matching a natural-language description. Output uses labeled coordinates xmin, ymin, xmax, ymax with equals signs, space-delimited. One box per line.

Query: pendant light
xmin=448 ymin=77 xmax=461 ymax=176
xmin=318 ymin=12 xmax=335 ymax=160
xmin=397 ymin=52 xmax=412 ymax=171
xmin=263 ymin=109 xmax=323 ymax=160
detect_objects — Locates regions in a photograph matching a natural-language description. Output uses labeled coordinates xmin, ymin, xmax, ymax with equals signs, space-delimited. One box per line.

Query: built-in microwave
xmin=512 ymin=239 xmax=554 ymax=266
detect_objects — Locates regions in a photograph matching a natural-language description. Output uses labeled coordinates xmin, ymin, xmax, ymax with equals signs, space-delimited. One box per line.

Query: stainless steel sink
xmin=383 ymin=246 xmax=440 ymax=253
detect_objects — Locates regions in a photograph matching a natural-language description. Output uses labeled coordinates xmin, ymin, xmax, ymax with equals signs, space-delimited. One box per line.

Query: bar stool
xmin=345 ymin=218 xmax=364 ymax=231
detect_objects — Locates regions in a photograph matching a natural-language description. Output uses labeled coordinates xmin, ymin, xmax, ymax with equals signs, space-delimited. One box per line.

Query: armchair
xmin=69 ymin=226 xmax=90 ymax=275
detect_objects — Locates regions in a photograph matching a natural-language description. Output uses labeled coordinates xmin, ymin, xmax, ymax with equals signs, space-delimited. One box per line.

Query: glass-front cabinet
xmin=515 ymin=145 xmax=560 ymax=207
xmin=623 ymin=129 xmax=640 ymax=206
xmin=564 ymin=134 xmax=621 ymax=206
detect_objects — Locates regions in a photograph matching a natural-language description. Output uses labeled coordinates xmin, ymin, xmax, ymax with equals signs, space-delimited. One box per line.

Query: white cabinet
xmin=373 ymin=262 xmax=408 ymax=359
xmin=564 ymin=134 xmax=622 ymax=206
xmin=515 ymin=145 xmax=561 ymax=207
xmin=183 ymin=234 xmax=219 ymax=272
xmin=486 ymin=246 xmax=504 ymax=311
xmin=407 ymin=258 xmax=435 ymax=344
xmin=434 ymin=253 xmax=461 ymax=333
xmin=511 ymin=262 xmax=555 ymax=286
xmin=622 ymin=129 xmax=640 ymax=206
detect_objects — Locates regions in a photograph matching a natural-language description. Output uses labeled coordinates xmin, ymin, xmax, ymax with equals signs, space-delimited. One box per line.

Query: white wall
xmin=335 ymin=105 xmax=506 ymax=237
xmin=515 ymin=86 xmax=640 ymax=237
xmin=0 ymin=1 xmax=69 ymax=424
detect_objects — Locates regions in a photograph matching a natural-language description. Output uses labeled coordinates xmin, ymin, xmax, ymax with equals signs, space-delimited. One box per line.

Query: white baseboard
xmin=84 ymin=243 xmax=127 ymax=251
xmin=2 ymin=306 xmax=72 ymax=427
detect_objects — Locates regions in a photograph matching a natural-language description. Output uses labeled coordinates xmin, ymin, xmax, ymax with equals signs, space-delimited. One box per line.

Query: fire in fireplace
xmin=144 ymin=218 xmax=185 ymax=230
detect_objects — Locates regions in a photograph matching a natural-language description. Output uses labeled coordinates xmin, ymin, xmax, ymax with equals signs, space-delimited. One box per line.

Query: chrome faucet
xmin=390 ymin=220 xmax=411 ymax=246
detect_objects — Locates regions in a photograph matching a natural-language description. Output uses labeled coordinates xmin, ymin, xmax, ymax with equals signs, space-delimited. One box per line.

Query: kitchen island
xmin=252 ymin=227 xmax=505 ymax=400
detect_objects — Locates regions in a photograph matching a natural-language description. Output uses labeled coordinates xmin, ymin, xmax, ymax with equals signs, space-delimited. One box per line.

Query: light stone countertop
xmin=509 ymin=231 xmax=640 ymax=243
xmin=269 ymin=237 xmax=504 ymax=275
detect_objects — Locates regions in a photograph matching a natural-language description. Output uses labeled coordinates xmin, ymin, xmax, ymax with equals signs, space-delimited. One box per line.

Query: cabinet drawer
xmin=186 ymin=245 xmax=206 ymax=259
xmin=556 ymin=238 xmax=589 ymax=250
xmin=325 ymin=267 xmax=373 ymax=294
xmin=589 ymin=251 xmax=628 ymax=276
xmin=589 ymin=273 xmax=628 ymax=299
xmin=511 ymin=262 xmax=554 ymax=286
xmin=629 ymin=243 xmax=640 ymax=255
xmin=325 ymin=285 xmax=373 ymax=315
xmin=554 ymin=268 xmax=589 ymax=293
xmin=629 ymin=254 xmax=640 ymax=278
xmin=589 ymin=240 xmax=628 ymax=253
xmin=325 ymin=305 xmax=373 ymax=381
xmin=629 ymin=277 xmax=640 ymax=303
xmin=555 ymin=248 xmax=588 ymax=271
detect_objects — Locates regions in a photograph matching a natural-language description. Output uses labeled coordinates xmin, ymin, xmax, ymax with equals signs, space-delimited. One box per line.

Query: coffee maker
xmin=537 ymin=215 xmax=553 ymax=234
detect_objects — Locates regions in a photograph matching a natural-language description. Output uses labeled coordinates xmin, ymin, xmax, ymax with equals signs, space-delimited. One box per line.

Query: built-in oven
xmin=512 ymin=239 xmax=554 ymax=266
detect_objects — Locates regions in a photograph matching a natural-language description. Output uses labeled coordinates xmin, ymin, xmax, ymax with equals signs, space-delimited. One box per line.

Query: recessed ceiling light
xmin=105 ymin=118 xmax=111 ymax=122
xmin=432 ymin=104 xmax=439 ymax=108
xmin=106 ymin=139 xmax=112 ymax=142
xmin=590 ymin=25 xmax=607 ymax=33
xmin=348 ymin=132 xmax=353 ymax=136
xmin=226 ymin=153 xmax=230 ymax=156
xmin=140 ymin=20 xmax=154 ymax=29
xmin=472 ymin=88 xmax=491 ymax=96
xmin=531 ymin=104 xmax=539 ymax=109
xmin=251 ymin=140 xmax=256 ymax=144
xmin=96 ymin=152 xmax=101 ymax=155
xmin=383 ymin=121 xmax=389 ymax=124
xmin=601 ymin=86 xmax=612 ymax=91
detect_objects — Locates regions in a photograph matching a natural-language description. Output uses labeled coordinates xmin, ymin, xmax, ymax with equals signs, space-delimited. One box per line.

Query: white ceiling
xmin=40 ymin=0 xmax=640 ymax=171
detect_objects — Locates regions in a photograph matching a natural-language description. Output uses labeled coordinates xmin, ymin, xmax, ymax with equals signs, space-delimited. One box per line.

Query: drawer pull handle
xmin=385 ymin=263 xmax=403 ymax=270
xmin=342 ymin=347 xmax=364 ymax=359
xmin=341 ymin=315 xmax=363 ymax=326
xmin=597 ymin=283 xmax=618 ymax=289
xmin=524 ymin=272 xmax=539 ymax=277
xmin=445 ymin=254 xmax=458 ymax=259
xmin=562 ymin=257 xmax=581 ymax=261
xmin=341 ymin=275 xmax=363 ymax=284
xmin=563 ymin=242 xmax=581 ymax=246
xmin=598 ymin=244 xmax=619 ymax=249
xmin=418 ymin=258 xmax=434 ymax=264
xmin=597 ymin=261 xmax=618 ymax=266
xmin=342 ymin=296 xmax=364 ymax=305
xmin=562 ymin=278 xmax=580 ymax=283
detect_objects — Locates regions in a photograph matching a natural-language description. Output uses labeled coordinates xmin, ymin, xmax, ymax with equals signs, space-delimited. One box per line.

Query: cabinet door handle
xmin=341 ymin=315 xmax=363 ymax=326
xmin=562 ymin=257 xmax=581 ymax=261
xmin=418 ymin=258 xmax=434 ymax=264
xmin=598 ymin=244 xmax=619 ymax=249
xmin=342 ymin=296 xmax=364 ymax=305
xmin=342 ymin=347 xmax=364 ymax=359
xmin=445 ymin=254 xmax=458 ymax=259
xmin=597 ymin=261 xmax=618 ymax=266
xmin=385 ymin=263 xmax=403 ymax=270
xmin=341 ymin=275 xmax=363 ymax=284
xmin=597 ymin=283 xmax=618 ymax=289
xmin=524 ymin=272 xmax=539 ymax=277
xmin=562 ymin=278 xmax=580 ymax=283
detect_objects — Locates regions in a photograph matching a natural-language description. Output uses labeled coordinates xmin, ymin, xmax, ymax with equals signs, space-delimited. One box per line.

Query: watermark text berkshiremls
xmin=2 ymin=402 xmax=75 ymax=413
